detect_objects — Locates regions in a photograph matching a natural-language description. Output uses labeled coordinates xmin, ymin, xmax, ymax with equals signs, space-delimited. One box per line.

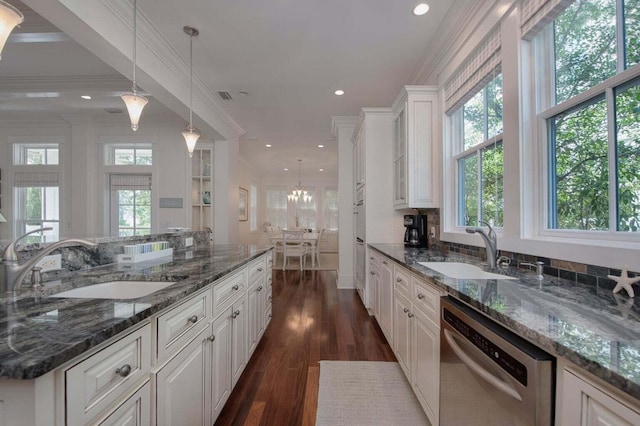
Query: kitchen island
xmin=370 ymin=243 xmax=640 ymax=423
xmin=0 ymin=244 xmax=272 ymax=425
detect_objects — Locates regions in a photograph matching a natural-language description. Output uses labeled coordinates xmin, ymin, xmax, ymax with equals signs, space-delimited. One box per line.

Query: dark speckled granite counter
xmin=369 ymin=243 xmax=640 ymax=401
xmin=0 ymin=244 xmax=271 ymax=380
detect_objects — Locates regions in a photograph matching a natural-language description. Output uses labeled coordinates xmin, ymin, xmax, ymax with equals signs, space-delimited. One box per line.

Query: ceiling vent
xmin=217 ymin=91 xmax=232 ymax=100
xmin=104 ymin=108 xmax=123 ymax=114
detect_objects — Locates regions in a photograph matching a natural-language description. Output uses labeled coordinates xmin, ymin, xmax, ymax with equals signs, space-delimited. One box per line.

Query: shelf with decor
xmin=191 ymin=147 xmax=213 ymax=231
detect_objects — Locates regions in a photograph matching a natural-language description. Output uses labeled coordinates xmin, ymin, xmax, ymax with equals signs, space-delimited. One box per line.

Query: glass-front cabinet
xmin=191 ymin=147 xmax=213 ymax=231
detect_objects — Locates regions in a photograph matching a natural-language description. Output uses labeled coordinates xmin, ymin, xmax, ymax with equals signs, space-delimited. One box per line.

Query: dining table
xmin=269 ymin=231 xmax=320 ymax=268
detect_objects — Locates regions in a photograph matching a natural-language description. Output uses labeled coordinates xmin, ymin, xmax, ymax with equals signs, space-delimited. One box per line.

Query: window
xmin=266 ymin=187 xmax=287 ymax=229
xmin=323 ymin=187 xmax=339 ymax=230
xmin=250 ymin=184 xmax=257 ymax=232
xmin=534 ymin=0 xmax=640 ymax=233
xmin=455 ymin=75 xmax=504 ymax=227
xmin=110 ymin=174 xmax=152 ymax=236
xmin=14 ymin=144 xmax=59 ymax=165
xmin=104 ymin=144 xmax=152 ymax=165
xmin=13 ymin=172 xmax=60 ymax=242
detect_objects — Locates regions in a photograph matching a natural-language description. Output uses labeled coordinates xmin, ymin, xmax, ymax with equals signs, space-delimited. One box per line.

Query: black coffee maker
xmin=404 ymin=214 xmax=428 ymax=247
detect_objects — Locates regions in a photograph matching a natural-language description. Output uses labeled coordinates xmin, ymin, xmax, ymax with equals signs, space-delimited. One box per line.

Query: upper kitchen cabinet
xmin=191 ymin=146 xmax=214 ymax=231
xmin=392 ymin=86 xmax=440 ymax=209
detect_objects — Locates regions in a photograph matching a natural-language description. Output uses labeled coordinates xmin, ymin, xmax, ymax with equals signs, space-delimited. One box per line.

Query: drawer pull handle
xmin=408 ymin=312 xmax=414 ymax=318
xmin=257 ymin=286 xmax=263 ymax=291
xmin=403 ymin=308 xmax=409 ymax=313
xmin=257 ymin=267 xmax=264 ymax=272
xmin=115 ymin=364 xmax=132 ymax=378
xmin=208 ymin=335 xmax=216 ymax=342
xmin=231 ymin=309 xmax=240 ymax=319
xmin=417 ymin=293 xmax=425 ymax=300
xmin=188 ymin=315 xmax=198 ymax=324
xmin=232 ymin=285 xmax=239 ymax=291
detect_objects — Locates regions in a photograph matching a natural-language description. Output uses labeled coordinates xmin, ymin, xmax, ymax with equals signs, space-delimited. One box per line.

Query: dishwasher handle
xmin=444 ymin=328 xmax=523 ymax=402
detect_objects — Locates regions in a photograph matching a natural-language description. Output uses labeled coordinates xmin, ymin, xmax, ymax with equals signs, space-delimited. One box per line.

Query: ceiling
xmin=0 ymin=0 xmax=458 ymax=178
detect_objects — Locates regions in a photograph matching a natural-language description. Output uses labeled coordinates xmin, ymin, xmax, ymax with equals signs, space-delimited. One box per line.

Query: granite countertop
xmin=369 ymin=243 xmax=640 ymax=401
xmin=0 ymin=244 xmax=272 ymax=380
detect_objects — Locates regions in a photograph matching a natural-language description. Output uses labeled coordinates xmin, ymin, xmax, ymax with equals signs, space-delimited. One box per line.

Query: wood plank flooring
xmin=215 ymin=269 xmax=396 ymax=425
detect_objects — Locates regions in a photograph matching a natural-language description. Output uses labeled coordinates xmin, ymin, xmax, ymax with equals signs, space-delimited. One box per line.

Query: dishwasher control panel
xmin=443 ymin=307 xmax=528 ymax=386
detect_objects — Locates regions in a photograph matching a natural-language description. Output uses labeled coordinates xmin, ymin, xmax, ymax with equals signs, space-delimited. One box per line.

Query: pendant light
xmin=0 ymin=1 xmax=23 ymax=61
xmin=182 ymin=26 xmax=200 ymax=157
xmin=121 ymin=0 xmax=148 ymax=131
xmin=287 ymin=159 xmax=312 ymax=203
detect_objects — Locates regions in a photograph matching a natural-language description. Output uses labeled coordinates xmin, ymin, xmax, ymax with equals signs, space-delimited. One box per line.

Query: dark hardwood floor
xmin=215 ymin=269 xmax=396 ymax=425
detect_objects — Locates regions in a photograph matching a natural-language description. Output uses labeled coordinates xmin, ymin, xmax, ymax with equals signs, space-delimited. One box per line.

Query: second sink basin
xmin=418 ymin=262 xmax=517 ymax=280
xmin=50 ymin=280 xmax=176 ymax=300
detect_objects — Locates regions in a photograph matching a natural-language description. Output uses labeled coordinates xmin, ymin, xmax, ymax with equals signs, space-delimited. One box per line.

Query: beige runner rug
xmin=315 ymin=361 xmax=430 ymax=426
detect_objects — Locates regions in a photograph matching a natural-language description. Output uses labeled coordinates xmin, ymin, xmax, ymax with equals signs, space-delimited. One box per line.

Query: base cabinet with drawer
xmin=390 ymin=259 xmax=441 ymax=426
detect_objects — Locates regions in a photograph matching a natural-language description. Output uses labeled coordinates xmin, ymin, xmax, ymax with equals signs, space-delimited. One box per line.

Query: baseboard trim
xmin=337 ymin=272 xmax=354 ymax=289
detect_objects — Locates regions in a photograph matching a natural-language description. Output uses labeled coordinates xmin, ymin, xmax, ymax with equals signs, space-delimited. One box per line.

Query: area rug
xmin=273 ymin=252 xmax=338 ymax=271
xmin=316 ymin=361 xmax=430 ymax=426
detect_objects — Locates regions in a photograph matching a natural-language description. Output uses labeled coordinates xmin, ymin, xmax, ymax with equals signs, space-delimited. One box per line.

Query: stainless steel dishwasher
xmin=440 ymin=296 xmax=555 ymax=425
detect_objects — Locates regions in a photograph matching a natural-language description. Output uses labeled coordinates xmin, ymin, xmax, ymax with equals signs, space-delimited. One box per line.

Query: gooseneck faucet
xmin=0 ymin=227 xmax=98 ymax=294
xmin=465 ymin=221 xmax=498 ymax=269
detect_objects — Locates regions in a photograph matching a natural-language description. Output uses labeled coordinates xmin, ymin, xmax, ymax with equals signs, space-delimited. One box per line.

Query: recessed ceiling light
xmin=413 ymin=3 xmax=429 ymax=16
xmin=319 ymin=168 xmax=324 ymax=172
xmin=265 ymin=144 xmax=272 ymax=148
xmin=334 ymin=89 xmax=345 ymax=96
xmin=318 ymin=144 xmax=324 ymax=148
xmin=81 ymin=95 xmax=91 ymax=100
xmin=284 ymin=168 xmax=289 ymax=171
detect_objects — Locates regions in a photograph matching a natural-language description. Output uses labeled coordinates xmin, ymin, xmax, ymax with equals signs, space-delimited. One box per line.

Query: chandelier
xmin=288 ymin=159 xmax=312 ymax=203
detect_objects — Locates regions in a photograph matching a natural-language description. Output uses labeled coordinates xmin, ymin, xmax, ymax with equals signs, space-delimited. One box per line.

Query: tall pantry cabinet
xmin=352 ymin=108 xmax=404 ymax=311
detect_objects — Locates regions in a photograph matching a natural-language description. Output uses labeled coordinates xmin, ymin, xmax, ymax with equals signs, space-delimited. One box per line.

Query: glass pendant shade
xmin=0 ymin=1 xmax=23 ymax=61
xmin=182 ymin=126 xmax=200 ymax=157
xmin=121 ymin=93 xmax=148 ymax=131
xmin=0 ymin=211 xmax=6 ymax=223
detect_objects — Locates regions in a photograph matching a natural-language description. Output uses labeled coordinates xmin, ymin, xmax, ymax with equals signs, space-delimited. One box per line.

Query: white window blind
xmin=13 ymin=172 xmax=59 ymax=187
xmin=110 ymin=174 xmax=152 ymax=190
xmin=520 ymin=0 xmax=575 ymax=40
xmin=444 ymin=29 xmax=502 ymax=114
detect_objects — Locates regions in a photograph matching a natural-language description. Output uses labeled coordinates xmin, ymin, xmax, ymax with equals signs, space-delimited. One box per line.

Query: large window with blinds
xmin=528 ymin=0 xmax=640 ymax=235
xmin=445 ymin=30 xmax=504 ymax=230
xmin=109 ymin=174 xmax=152 ymax=236
xmin=266 ymin=187 xmax=288 ymax=229
xmin=13 ymin=171 xmax=60 ymax=243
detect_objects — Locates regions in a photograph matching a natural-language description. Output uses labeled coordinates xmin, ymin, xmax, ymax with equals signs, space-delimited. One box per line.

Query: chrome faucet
xmin=465 ymin=221 xmax=498 ymax=269
xmin=0 ymin=227 xmax=98 ymax=294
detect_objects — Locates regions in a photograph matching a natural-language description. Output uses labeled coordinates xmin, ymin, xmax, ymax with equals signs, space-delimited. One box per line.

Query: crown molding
xmin=330 ymin=116 xmax=358 ymax=137
xmin=0 ymin=75 xmax=128 ymax=92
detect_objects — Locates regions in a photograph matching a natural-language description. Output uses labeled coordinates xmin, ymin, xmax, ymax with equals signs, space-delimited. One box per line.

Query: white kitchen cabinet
xmin=96 ymin=381 xmax=151 ymax=426
xmin=248 ymin=261 xmax=267 ymax=357
xmin=352 ymin=108 xmax=404 ymax=311
xmin=190 ymin=146 xmax=214 ymax=231
xmin=230 ymin=296 xmax=247 ymax=387
xmin=561 ymin=367 xmax=640 ymax=425
xmin=369 ymin=253 xmax=380 ymax=320
xmin=65 ymin=323 xmax=151 ymax=425
xmin=210 ymin=306 xmax=233 ymax=423
xmin=378 ymin=256 xmax=394 ymax=346
xmin=391 ymin=86 xmax=439 ymax=209
xmin=388 ymin=259 xmax=441 ymax=426
xmin=155 ymin=326 xmax=209 ymax=426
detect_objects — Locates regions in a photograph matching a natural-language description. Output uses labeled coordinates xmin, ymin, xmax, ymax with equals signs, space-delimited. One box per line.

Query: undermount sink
xmin=418 ymin=262 xmax=517 ymax=280
xmin=50 ymin=280 xmax=176 ymax=300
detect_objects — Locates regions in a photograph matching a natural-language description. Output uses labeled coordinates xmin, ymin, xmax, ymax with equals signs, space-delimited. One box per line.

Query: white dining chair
xmin=281 ymin=229 xmax=310 ymax=271
xmin=308 ymin=227 xmax=325 ymax=267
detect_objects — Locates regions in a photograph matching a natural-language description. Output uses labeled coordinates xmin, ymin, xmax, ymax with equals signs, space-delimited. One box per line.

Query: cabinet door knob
xmin=403 ymin=308 xmax=409 ymax=313
xmin=370 ymin=257 xmax=374 ymax=260
xmin=382 ymin=261 xmax=388 ymax=265
xmin=207 ymin=335 xmax=216 ymax=342
xmin=258 ymin=267 xmax=263 ymax=272
xmin=257 ymin=286 xmax=263 ymax=291
xmin=396 ymin=278 xmax=402 ymax=283
xmin=268 ymin=296 xmax=272 ymax=302
xmin=188 ymin=315 xmax=198 ymax=324
xmin=232 ymin=309 xmax=240 ymax=319
xmin=408 ymin=313 xmax=414 ymax=318
xmin=417 ymin=293 xmax=425 ymax=300
xmin=370 ymin=271 xmax=375 ymax=275
xmin=232 ymin=285 xmax=239 ymax=291
xmin=115 ymin=364 xmax=132 ymax=377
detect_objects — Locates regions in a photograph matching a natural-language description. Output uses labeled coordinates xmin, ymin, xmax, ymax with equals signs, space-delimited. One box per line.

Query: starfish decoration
xmin=608 ymin=267 xmax=640 ymax=298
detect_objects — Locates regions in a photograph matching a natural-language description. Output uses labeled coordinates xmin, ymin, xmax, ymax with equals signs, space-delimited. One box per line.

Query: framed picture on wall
xmin=239 ymin=187 xmax=248 ymax=221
